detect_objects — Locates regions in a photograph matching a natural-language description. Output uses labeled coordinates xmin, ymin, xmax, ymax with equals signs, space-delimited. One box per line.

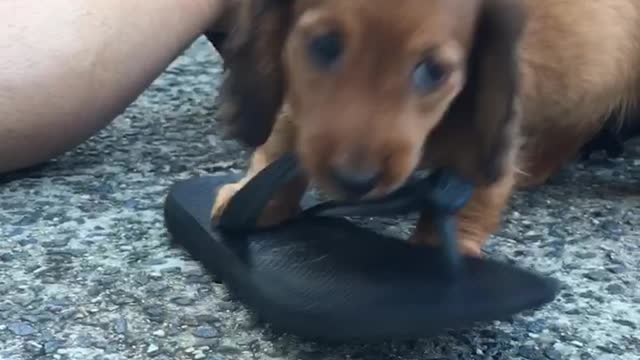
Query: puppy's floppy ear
xmin=216 ymin=0 xmax=295 ymax=147
xmin=428 ymin=0 xmax=527 ymax=185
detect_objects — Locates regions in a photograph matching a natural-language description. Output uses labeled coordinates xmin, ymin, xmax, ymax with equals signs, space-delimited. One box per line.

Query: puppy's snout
xmin=330 ymin=165 xmax=381 ymax=198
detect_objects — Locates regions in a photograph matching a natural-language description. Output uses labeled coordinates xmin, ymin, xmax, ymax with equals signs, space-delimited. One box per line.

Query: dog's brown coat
xmin=212 ymin=0 xmax=640 ymax=256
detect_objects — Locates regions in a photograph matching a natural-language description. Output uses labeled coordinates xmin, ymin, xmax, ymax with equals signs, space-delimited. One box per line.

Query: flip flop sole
xmin=164 ymin=175 xmax=560 ymax=341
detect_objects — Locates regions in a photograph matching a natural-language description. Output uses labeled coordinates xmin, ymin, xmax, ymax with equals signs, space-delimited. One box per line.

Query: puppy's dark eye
xmin=412 ymin=59 xmax=447 ymax=94
xmin=308 ymin=32 xmax=343 ymax=70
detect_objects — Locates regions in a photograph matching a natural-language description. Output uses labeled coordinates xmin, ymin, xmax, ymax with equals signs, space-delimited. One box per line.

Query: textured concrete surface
xmin=1 ymin=37 xmax=639 ymax=360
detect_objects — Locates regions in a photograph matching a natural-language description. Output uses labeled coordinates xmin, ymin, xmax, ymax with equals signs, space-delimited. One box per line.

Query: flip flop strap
xmin=216 ymin=153 xmax=474 ymax=277
xmin=217 ymin=153 xmax=302 ymax=231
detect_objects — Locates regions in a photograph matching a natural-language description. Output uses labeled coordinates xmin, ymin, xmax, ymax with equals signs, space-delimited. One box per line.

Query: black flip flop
xmin=164 ymin=154 xmax=560 ymax=341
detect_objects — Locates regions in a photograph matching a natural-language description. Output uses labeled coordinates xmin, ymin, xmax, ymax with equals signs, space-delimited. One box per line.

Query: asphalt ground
xmin=1 ymin=37 xmax=638 ymax=360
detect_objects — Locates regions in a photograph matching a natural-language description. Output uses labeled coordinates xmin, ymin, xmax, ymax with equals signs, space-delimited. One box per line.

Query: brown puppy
xmin=211 ymin=0 xmax=640 ymax=256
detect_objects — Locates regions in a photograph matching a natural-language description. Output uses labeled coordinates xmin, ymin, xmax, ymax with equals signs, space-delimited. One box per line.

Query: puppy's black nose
xmin=331 ymin=166 xmax=381 ymax=198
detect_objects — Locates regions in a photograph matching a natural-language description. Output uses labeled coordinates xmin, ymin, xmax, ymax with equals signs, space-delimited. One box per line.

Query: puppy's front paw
xmin=210 ymin=181 xmax=302 ymax=226
xmin=409 ymin=231 xmax=485 ymax=258
xmin=211 ymin=182 xmax=244 ymax=223
xmin=457 ymin=239 xmax=484 ymax=258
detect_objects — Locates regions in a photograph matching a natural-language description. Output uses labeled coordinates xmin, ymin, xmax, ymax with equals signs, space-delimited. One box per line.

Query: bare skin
xmin=0 ymin=0 xmax=232 ymax=174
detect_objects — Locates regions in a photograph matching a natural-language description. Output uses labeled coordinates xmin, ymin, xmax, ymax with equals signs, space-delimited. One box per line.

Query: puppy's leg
xmin=516 ymin=140 xmax=588 ymax=188
xmin=411 ymin=167 xmax=516 ymax=257
xmin=211 ymin=109 xmax=308 ymax=226
xmin=516 ymin=122 xmax=607 ymax=188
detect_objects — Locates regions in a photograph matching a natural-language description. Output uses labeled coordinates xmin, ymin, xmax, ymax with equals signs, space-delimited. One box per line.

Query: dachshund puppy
xmin=211 ymin=0 xmax=640 ymax=256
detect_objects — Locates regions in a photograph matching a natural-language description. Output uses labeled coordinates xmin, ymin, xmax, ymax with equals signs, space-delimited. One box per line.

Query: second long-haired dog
xmin=210 ymin=0 xmax=640 ymax=256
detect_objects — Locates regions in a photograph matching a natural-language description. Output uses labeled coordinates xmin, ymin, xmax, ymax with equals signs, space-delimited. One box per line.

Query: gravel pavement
xmin=1 ymin=37 xmax=639 ymax=360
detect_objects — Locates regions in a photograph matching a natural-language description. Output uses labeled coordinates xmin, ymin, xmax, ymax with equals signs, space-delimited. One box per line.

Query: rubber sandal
xmin=164 ymin=154 xmax=560 ymax=341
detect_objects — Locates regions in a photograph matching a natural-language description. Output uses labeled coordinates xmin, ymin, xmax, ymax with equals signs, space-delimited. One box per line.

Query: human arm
xmin=0 ymin=0 xmax=231 ymax=173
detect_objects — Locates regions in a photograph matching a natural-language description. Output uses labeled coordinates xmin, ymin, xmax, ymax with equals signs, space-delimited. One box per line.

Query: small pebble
xmin=147 ymin=344 xmax=160 ymax=356
xmin=87 ymin=286 xmax=102 ymax=297
xmin=583 ymin=270 xmax=610 ymax=282
xmin=575 ymin=252 xmax=597 ymax=260
xmin=194 ymin=338 xmax=221 ymax=348
xmin=517 ymin=345 xmax=538 ymax=359
xmin=536 ymin=334 xmax=555 ymax=345
xmin=44 ymin=340 xmax=63 ymax=354
xmin=149 ymin=272 xmax=163 ymax=280
xmin=114 ymin=317 xmax=128 ymax=334
xmin=186 ymin=275 xmax=210 ymax=284
xmin=101 ymin=266 xmax=121 ymax=275
xmin=193 ymin=326 xmax=219 ymax=339
xmin=18 ymin=238 xmax=38 ymax=246
xmin=7 ymin=322 xmax=35 ymax=336
xmin=570 ymin=340 xmax=584 ymax=348
xmin=179 ymin=315 xmax=199 ymax=327
xmin=144 ymin=305 xmax=166 ymax=321
xmin=165 ymin=324 xmax=181 ymax=336
xmin=612 ymin=319 xmax=636 ymax=329
xmin=544 ymin=348 xmax=563 ymax=360
xmin=605 ymin=283 xmax=625 ymax=295
xmin=565 ymin=308 xmax=581 ymax=315
xmin=133 ymin=273 xmax=150 ymax=286
xmin=217 ymin=343 xmax=241 ymax=354
xmin=600 ymin=220 xmax=624 ymax=236
xmin=206 ymin=356 xmax=226 ymax=360
xmin=195 ymin=314 xmax=219 ymax=324
xmin=171 ymin=297 xmax=195 ymax=306
xmin=0 ymin=253 xmax=14 ymax=262
xmin=109 ymin=290 xmax=137 ymax=305
xmin=23 ymin=341 xmax=44 ymax=355
xmin=42 ymin=238 xmax=70 ymax=248
xmin=606 ymin=265 xmax=627 ymax=274
xmin=145 ymin=283 xmax=168 ymax=294
xmin=161 ymin=267 xmax=182 ymax=274
xmin=59 ymin=308 xmax=77 ymax=320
